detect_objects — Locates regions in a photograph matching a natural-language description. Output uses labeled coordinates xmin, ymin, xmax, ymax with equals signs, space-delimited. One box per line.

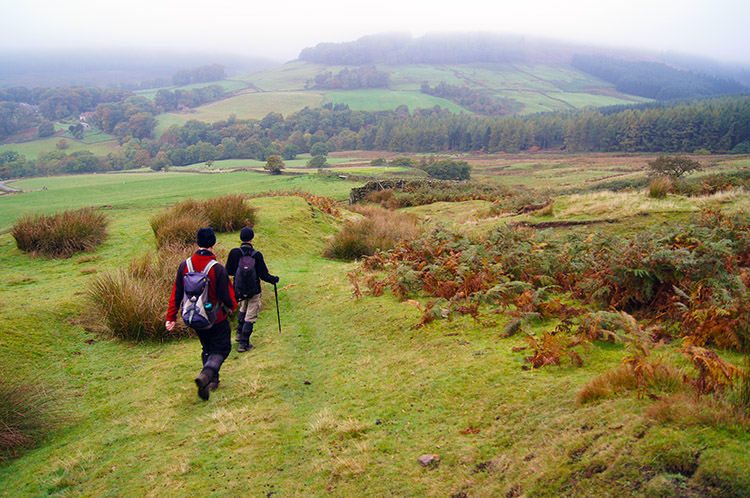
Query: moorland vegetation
xmin=1 ymin=156 xmax=749 ymax=496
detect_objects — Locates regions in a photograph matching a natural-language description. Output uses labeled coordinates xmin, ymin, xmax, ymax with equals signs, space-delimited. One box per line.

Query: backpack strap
xmin=186 ymin=257 xmax=218 ymax=275
xmin=202 ymin=259 xmax=218 ymax=275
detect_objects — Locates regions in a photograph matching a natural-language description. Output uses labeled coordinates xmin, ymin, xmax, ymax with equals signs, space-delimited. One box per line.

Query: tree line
xmin=571 ymin=55 xmax=746 ymax=100
xmin=420 ymin=81 xmax=519 ymax=116
xmin=2 ymin=95 xmax=750 ymax=179
xmin=299 ymin=32 xmax=527 ymax=65
xmin=305 ymin=67 xmax=390 ymax=90
xmin=0 ymin=83 xmax=229 ymax=143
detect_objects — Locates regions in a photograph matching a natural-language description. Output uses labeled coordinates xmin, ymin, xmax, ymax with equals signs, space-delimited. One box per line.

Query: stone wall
xmin=348 ymin=178 xmax=445 ymax=204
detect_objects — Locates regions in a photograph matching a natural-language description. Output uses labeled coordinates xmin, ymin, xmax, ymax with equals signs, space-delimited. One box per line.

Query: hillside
xmin=1 ymin=164 xmax=749 ymax=496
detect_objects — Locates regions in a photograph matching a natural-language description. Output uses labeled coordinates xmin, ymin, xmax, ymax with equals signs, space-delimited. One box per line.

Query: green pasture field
xmin=234 ymin=61 xmax=340 ymax=92
xmin=134 ymin=79 xmax=251 ymax=100
xmin=158 ymin=91 xmax=324 ymax=126
xmin=321 ymin=90 xmax=469 ymax=113
xmin=0 ymin=136 xmax=120 ymax=160
xmin=1 ymin=157 xmax=749 ymax=497
xmin=0 ymin=171 xmax=353 ymax=232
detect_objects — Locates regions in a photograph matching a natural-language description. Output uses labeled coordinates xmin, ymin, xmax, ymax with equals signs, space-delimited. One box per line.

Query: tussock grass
xmin=87 ymin=245 xmax=193 ymax=341
xmin=555 ymin=190 xmax=684 ymax=218
xmin=577 ymin=364 xmax=683 ymax=404
xmin=648 ymin=176 xmax=673 ymax=198
xmin=11 ymin=207 xmax=107 ymax=258
xmin=0 ymin=379 xmax=57 ymax=462
xmin=646 ymin=392 xmax=750 ymax=429
xmin=150 ymin=194 xmax=256 ymax=248
xmin=323 ymin=205 xmax=420 ymax=261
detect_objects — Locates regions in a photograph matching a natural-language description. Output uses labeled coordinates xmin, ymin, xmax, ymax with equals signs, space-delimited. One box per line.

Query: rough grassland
xmin=0 ymin=168 xmax=748 ymax=497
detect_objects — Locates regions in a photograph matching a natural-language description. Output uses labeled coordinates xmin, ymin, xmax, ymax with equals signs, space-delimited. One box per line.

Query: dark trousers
xmin=196 ymin=318 xmax=231 ymax=379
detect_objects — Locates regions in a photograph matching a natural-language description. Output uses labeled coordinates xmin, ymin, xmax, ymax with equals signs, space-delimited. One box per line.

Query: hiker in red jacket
xmin=166 ymin=227 xmax=236 ymax=401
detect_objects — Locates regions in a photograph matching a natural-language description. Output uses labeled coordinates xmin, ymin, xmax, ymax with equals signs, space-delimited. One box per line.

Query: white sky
xmin=2 ymin=0 xmax=749 ymax=64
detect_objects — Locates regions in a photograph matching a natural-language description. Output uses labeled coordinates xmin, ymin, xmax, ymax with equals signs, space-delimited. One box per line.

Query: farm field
xmin=1 ymin=154 xmax=749 ymax=497
xmin=0 ymin=136 xmax=120 ymax=160
xmin=156 ymin=91 xmax=325 ymax=127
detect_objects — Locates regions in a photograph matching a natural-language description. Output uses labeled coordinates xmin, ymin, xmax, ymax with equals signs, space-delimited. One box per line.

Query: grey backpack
xmin=181 ymin=258 xmax=218 ymax=330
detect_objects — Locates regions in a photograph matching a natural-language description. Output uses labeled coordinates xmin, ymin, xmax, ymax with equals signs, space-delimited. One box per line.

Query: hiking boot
xmin=195 ymin=371 xmax=212 ymax=400
xmin=238 ymin=342 xmax=253 ymax=353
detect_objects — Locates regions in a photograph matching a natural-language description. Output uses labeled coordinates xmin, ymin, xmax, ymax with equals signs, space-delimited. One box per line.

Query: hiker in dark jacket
xmin=166 ymin=227 xmax=237 ymax=400
xmin=225 ymin=226 xmax=279 ymax=352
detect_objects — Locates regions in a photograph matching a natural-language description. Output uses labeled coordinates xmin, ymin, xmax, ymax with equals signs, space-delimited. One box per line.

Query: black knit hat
xmin=240 ymin=226 xmax=254 ymax=242
xmin=196 ymin=227 xmax=216 ymax=248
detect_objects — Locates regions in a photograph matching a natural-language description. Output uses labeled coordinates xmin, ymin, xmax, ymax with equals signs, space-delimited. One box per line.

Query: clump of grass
xmin=150 ymin=195 xmax=256 ymax=248
xmin=11 ymin=208 xmax=108 ymax=258
xmin=202 ymin=194 xmax=257 ymax=232
xmin=150 ymin=211 xmax=206 ymax=249
xmin=577 ymin=363 xmax=683 ymax=404
xmin=648 ymin=176 xmax=673 ymax=198
xmin=87 ymin=245 xmax=193 ymax=341
xmin=0 ymin=378 xmax=57 ymax=462
xmin=323 ymin=205 xmax=420 ymax=261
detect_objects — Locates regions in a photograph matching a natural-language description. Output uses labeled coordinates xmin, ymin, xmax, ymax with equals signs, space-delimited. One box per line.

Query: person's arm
xmin=165 ymin=261 xmax=186 ymax=329
xmin=254 ymin=251 xmax=279 ymax=284
xmin=225 ymin=248 xmax=240 ymax=276
xmin=213 ymin=264 xmax=237 ymax=311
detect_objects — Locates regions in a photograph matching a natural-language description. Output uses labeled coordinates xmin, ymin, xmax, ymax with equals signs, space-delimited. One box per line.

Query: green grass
xmin=0 ymin=137 xmax=120 ymax=160
xmin=0 ymin=162 xmax=749 ymax=497
xmin=321 ymin=90 xmax=469 ymax=113
xmin=134 ymin=79 xmax=251 ymax=100
xmin=0 ymin=171 xmax=353 ymax=232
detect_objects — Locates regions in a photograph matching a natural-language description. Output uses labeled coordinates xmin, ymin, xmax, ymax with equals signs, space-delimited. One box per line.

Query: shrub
xmin=11 ymin=207 xmax=108 ymax=258
xmin=0 ymin=378 xmax=57 ymax=462
xmin=307 ymin=155 xmax=328 ymax=168
xmin=648 ymin=176 xmax=673 ymax=198
xmin=88 ymin=246 xmax=193 ymax=341
xmin=264 ymin=155 xmax=285 ymax=175
xmin=323 ymin=206 xmax=420 ymax=261
xmin=424 ymin=159 xmax=471 ymax=181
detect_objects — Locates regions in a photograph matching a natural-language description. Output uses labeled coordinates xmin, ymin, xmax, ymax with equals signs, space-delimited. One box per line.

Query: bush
xmin=648 ymin=176 xmax=673 ymax=198
xmin=0 ymin=378 xmax=57 ymax=462
xmin=264 ymin=155 xmax=285 ymax=175
xmin=307 ymin=155 xmax=328 ymax=168
xmin=323 ymin=206 xmax=420 ymax=261
xmin=424 ymin=159 xmax=471 ymax=180
xmin=88 ymin=246 xmax=194 ymax=341
xmin=150 ymin=195 xmax=256 ymax=247
xmin=11 ymin=208 xmax=108 ymax=258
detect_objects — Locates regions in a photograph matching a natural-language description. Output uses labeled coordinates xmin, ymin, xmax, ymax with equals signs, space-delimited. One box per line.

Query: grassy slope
xmin=1 ymin=168 xmax=749 ymax=496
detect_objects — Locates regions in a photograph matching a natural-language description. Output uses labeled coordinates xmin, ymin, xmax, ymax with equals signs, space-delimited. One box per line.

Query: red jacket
xmin=166 ymin=250 xmax=237 ymax=323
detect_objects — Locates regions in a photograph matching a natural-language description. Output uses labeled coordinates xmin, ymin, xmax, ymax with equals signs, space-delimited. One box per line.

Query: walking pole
xmin=274 ymin=282 xmax=281 ymax=333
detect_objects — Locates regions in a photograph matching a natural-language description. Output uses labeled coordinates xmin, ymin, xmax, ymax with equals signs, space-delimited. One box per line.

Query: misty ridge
xmin=1 ymin=32 xmax=749 ymax=90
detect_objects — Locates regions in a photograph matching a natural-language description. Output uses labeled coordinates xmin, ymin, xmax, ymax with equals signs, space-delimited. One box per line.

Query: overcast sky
xmin=3 ymin=0 xmax=749 ymax=64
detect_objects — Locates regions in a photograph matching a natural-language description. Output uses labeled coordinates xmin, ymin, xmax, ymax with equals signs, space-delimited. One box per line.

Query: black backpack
xmin=233 ymin=247 xmax=260 ymax=299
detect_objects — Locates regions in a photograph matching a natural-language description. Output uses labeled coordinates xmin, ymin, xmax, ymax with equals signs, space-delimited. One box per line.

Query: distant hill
xmin=0 ymin=50 xmax=277 ymax=89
